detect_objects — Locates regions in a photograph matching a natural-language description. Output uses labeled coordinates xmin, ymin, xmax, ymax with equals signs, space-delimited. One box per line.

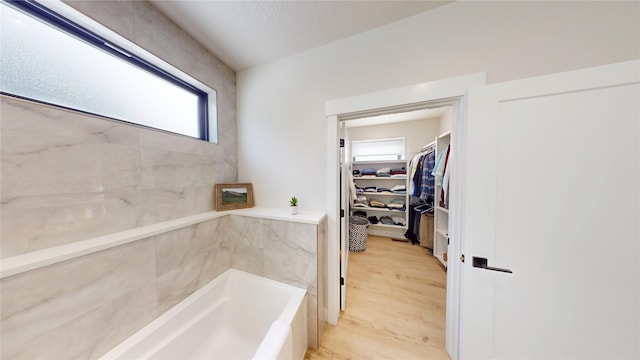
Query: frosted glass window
xmin=1 ymin=2 xmax=213 ymax=141
xmin=352 ymin=138 xmax=405 ymax=161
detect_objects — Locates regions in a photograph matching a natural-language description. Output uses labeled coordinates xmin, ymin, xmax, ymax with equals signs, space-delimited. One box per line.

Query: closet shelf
xmin=351 ymin=159 xmax=409 ymax=239
xmin=351 ymin=206 xmax=405 ymax=213
xmin=356 ymin=192 xmax=406 ymax=197
xmin=370 ymin=223 xmax=407 ymax=230
xmin=353 ymin=176 xmax=407 ymax=180
xmin=352 ymin=160 xmax=407 ymax=166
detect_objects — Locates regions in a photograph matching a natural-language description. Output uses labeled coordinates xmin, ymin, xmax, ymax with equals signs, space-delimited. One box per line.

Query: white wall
xmin=347 ymin=118 xmax=440 ymax=159
xmin=237 ymin=1 xmax=639 ymax=211
xmin=439 ymin=109 xmax=453 ymax=136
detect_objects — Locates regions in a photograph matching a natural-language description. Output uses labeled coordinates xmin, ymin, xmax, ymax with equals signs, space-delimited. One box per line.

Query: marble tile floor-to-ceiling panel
xmin=0 ymin=95 xmax=231 ymax=258
xmin=0 ymin=97 xmax=143 ymax=257
xmin=1 ymin=0 xmax=243 ymax=357
xmin=1 ymin=189 xmax=141 ymax=257
xmin=139 ymin=147 xmax=219 ymax=225
xmin=2 ymin=0 xmax=238 ymax=259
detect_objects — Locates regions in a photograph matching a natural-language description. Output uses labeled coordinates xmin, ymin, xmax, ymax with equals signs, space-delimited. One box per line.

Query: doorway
xmin=343 ymin=106 xmax=451 ymax=244
xmin=341 ymin=107 xmax=452 ymax=356
xmin=325 ymin=72 xmax=486 ymax=360
xmin=339 ymin=101 xmax=459 ymax=358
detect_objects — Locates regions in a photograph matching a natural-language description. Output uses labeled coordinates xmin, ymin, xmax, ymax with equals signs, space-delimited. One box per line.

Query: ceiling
xmin=345 ymin=107 xmax=451 ymax=128
xmin=149 ymin=1 xmax=452 ymax=72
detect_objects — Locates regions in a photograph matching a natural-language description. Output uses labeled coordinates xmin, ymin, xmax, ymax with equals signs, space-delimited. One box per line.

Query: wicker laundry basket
xmin=349 ymin=216 xmax=369 ymax=252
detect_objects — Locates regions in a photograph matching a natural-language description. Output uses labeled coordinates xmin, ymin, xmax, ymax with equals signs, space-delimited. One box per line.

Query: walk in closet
xmin=345 ymin=106 xmax=452 ymax=267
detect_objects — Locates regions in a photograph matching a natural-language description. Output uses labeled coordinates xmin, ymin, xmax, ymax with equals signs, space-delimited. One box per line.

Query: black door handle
xmin=472 ymin=256 xmax=512 ymax=273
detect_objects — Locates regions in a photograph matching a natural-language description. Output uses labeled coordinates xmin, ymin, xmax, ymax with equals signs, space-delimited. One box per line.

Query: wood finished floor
xmin=305 ymin=235 xmax=449 ymax=360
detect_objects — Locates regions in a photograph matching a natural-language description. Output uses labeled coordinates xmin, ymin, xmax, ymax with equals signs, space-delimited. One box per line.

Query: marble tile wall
xmin=0 ymin=214 xmax=325 ymax=358
xmin=0 ymin=1 xmax=328 ymax=357
xmin=154 ymin=217 xmax=231 ymax=314
xmin=0 ymin=218 xmax=229 ymax=359
xmin=223 ymin=214 xmax=326 ymax=349
xmin=0 ymin=96 xmax=233 ymax=257
xmin=1 ymin=0 xmax=237 ymax=258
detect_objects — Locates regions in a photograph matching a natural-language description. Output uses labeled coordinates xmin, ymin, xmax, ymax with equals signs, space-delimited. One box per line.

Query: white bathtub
xmin=100 ymin=269 xmax=308 ymax=360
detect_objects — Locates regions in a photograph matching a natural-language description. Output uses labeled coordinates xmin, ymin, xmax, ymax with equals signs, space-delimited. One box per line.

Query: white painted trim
xmin=0 ymin=212 xmax=222 ymax=278
xmin=326 ymin=115 xmax=340 ymax=325
xmin=0 ymin=208 xmax=326 ymax=279
xmin=446 ymin=97 xmax=466 ymax=360
xmin=325 ymin=72 xmax=486 ymax=355
xmin=489 ymin=59 xmax=640 ymax=100
xmin=326 ymin=73 xmax=486 ymax=117
xmin=230 ymin=207 xmax=326 ymax=225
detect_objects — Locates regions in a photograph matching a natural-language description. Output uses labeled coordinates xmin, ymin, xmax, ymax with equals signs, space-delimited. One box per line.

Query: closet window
xmin=352 ymin=138 xmax=405 ymax=162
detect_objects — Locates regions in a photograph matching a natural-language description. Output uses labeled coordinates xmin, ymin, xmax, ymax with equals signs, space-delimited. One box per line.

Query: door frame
xmin=325 ymin=72 xmax=486 ymax=359
xmin=339 ymin=121 xmax=349 ymax=310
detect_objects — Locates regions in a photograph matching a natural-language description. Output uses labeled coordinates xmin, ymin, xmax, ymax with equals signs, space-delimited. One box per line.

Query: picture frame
xmin=215 ymin=183 xmax=254 ymax=211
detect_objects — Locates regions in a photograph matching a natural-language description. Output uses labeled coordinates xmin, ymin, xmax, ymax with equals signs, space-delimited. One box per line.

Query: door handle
xmin=472 ymin=256 xmax=512 ymax=273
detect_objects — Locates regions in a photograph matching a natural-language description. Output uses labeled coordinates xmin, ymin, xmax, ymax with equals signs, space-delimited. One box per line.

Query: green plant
xmin=289 ymin=196 xmax=298 ymax=207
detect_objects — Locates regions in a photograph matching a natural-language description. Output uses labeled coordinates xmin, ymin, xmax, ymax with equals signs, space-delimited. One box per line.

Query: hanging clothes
xmin=408 ymin=152 xmax=423 ymax=197
xmin=419 ymin=150 xmax=436 ymax=201
xmin=440 ymin=145 xmax=451 ymax=208
xmin=432 ymin=145 xmax=448 ymax=180
xmin=405 ymin=144 xmax=435 ymax=244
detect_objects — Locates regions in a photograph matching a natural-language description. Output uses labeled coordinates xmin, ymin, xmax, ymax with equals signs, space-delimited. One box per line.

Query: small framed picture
xmin=215 ymin=183 xmax=254 ymax=211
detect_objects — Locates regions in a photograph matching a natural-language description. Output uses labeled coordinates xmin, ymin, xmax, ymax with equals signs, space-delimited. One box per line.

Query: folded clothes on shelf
xmin=362 ymin=168 xmax=377 ymax=176
xmin=387 ymin=198 xmax=405 ymax=210
xmin=353 ymin=195 xmax=368 ymax=207
xmin=379 ymin=215 xmax=406 ymax=226
xmin=391 ymin=185 xmax=407 ymax=192
xmin=376 ymin=167 xmax=391 ymax=177
xmin=353 ymin=210 xmax=367 ymax=219
xmin=379 ymin=216 xmax=395 ymax=225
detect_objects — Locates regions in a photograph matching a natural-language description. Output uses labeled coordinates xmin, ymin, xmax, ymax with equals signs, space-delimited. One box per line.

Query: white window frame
xmin=351 ymin=137 xmax=405 ymax=162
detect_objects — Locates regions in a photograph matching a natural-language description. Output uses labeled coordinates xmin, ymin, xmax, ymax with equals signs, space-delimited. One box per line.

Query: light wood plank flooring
xmin=305 ymin=235 xmax=449 ymax=360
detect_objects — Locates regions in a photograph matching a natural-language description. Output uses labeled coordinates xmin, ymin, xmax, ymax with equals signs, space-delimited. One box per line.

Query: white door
xmin=459 ymin=60 xmax=640 ymax=358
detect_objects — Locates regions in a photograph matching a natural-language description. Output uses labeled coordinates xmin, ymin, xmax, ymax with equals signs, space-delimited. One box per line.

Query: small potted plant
xmin=289 ymin=196 xmax=298 ymax=215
